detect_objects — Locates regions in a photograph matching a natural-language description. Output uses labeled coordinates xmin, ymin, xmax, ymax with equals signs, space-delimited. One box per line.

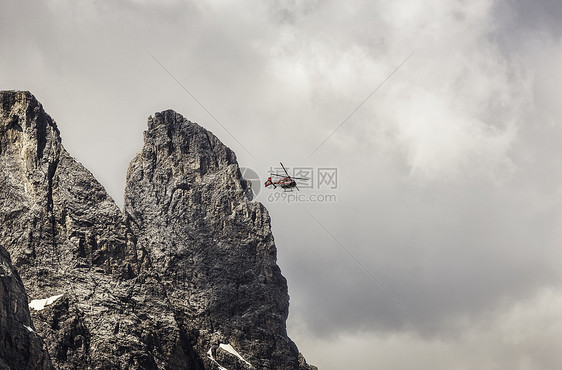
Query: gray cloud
xmin=290 ymin=288 xmax=562 ymax=369
xmin=495 ymin=0 xmax=562 ymax=38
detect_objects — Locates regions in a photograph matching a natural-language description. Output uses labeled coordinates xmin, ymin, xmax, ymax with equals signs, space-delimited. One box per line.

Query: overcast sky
xmin=2 ymin=0 xmax=562 ymax=368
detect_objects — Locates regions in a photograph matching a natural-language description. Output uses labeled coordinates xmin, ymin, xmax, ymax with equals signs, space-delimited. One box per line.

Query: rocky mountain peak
xmin=0 ymin=90 xmax=48 ymax=126
xmin=0 ymin=90 xmax=60 ymax=157
xmin=141 ymin=110 xmax=237 ymax=179
xmin=0 ymin=92 xmax=315 ymax=369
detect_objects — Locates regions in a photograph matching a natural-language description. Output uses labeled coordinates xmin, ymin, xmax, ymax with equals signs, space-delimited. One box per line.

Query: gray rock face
xmin=0 ymin=245 xmax=52 ymax=369
xmin=0 ymin=91 xmax=315 ymax=369
xmin=124 ymin=111 xmax=314 ymax=369
xmin=0 ymin=90 xmax=184 ymax=368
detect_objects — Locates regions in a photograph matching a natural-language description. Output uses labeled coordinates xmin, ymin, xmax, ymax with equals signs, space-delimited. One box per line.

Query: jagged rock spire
xmin=0 ymin=91 xmax=315 ymax=369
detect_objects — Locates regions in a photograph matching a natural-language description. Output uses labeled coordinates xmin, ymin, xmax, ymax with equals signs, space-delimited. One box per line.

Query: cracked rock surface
xmin=0 ymin=244 xmax=52 ymax=369
xmin=0 ymin=91 xmax=315 ymax=369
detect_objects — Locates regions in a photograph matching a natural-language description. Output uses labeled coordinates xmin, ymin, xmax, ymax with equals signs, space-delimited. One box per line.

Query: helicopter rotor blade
xmin=280 ymin=162 xmax=290 ymax=177
xmin=270 ymin=173 xmax=308 ymax=180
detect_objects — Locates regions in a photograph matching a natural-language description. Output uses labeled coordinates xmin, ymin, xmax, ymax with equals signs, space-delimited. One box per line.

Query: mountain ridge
xmin=0 ymin=90 xmax=315 ymax=369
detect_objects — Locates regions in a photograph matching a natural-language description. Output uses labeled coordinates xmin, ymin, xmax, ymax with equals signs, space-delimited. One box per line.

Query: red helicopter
xmin=264 ymin=162 xmax=309 ymax=191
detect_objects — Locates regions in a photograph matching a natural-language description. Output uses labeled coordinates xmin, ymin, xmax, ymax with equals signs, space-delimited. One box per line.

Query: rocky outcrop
xmin=0 ymin=91 xmax=315 ymax=369
xmin=0 ymin=244 xmax=52 ymax=369
xmin=124 ymin=110 xmax=314 ymax=369
xmin=0 ymin=90 xmax=184 ymax=368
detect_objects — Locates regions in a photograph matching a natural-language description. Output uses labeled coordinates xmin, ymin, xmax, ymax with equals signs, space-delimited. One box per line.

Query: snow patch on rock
xmin=29 ymin=294 xmax=63 ymax=311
